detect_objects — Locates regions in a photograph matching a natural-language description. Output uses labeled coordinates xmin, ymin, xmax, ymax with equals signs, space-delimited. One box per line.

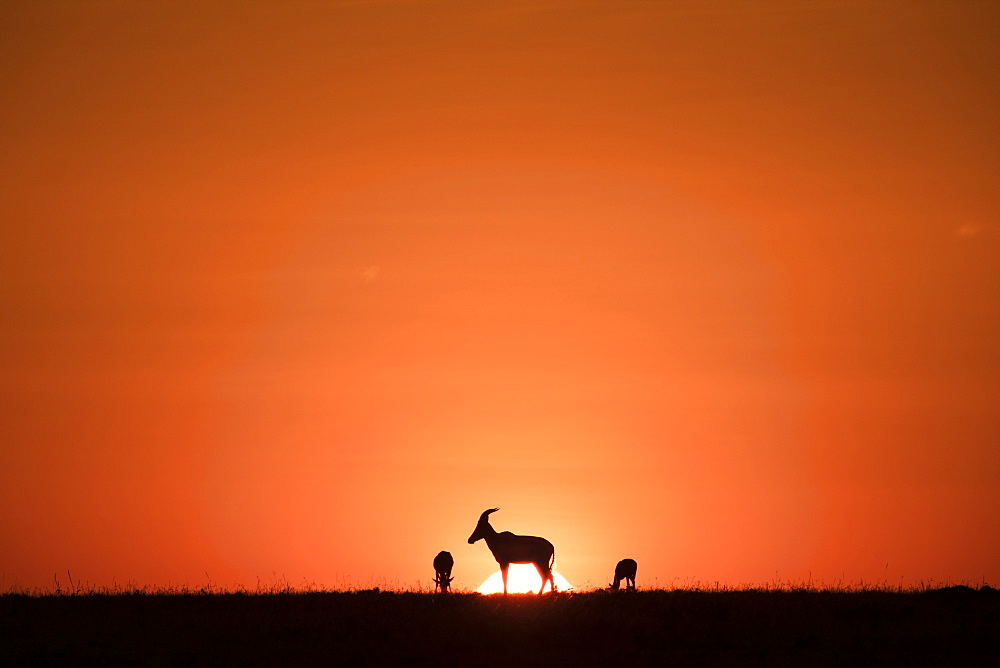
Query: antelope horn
xmin=479 ymin=507 xmax=500 ymax=522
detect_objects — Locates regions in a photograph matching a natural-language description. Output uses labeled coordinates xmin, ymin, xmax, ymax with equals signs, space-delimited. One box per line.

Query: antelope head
xmin=467 ymin=507 xmax=499 ymax=544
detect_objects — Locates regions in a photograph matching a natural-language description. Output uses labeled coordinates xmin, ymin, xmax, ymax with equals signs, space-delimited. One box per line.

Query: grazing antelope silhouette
xmin=433 ymin=551 xmax=454 ymax=593
xmin=610 ymin=558 xmax=637 ymax=591
xmin=467 ymin=508 xmax=556 ymax=595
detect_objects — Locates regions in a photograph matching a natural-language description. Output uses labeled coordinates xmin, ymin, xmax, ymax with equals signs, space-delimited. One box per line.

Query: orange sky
xmin=2 ymin=0 xmax=998 ymax=591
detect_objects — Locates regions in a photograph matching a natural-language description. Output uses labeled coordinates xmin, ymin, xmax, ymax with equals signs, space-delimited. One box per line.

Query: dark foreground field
xmin=3 ymin=588 xmax=998 ymax=666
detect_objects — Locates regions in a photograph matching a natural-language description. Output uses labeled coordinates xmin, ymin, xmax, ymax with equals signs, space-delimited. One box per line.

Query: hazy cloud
xmin=954 ymin=223 xmax=980 ymax=239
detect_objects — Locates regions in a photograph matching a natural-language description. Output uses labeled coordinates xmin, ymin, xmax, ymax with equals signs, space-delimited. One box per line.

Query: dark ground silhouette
xmin=2 ymin=587 xmax=998 ymax=666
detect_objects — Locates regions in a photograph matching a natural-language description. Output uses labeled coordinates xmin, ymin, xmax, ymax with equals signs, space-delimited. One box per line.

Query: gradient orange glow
xmin=1 ymin=1 xmax=998 ymax=592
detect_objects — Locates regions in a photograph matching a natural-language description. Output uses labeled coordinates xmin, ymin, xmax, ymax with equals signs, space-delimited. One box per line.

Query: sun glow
xmin=477 ymin=564 xmax=574 ymax=594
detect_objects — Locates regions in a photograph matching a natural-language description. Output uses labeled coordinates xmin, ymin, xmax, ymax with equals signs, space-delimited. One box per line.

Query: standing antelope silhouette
xmin=467 ymin=508 xmax=556 ymax=595
xmin=610 ymin=558 xmax=637 ymax=591
xmin=433 ymin=551 xmax=454 ymax=593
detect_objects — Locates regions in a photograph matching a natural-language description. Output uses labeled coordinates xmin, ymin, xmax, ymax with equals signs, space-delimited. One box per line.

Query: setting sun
xmin=477 ymin=565 xmax=574 ymax=595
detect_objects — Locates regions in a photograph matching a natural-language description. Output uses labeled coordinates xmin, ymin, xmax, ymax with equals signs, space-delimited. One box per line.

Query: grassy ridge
xmin=3 ymin=588 xmax=998 ymax=666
